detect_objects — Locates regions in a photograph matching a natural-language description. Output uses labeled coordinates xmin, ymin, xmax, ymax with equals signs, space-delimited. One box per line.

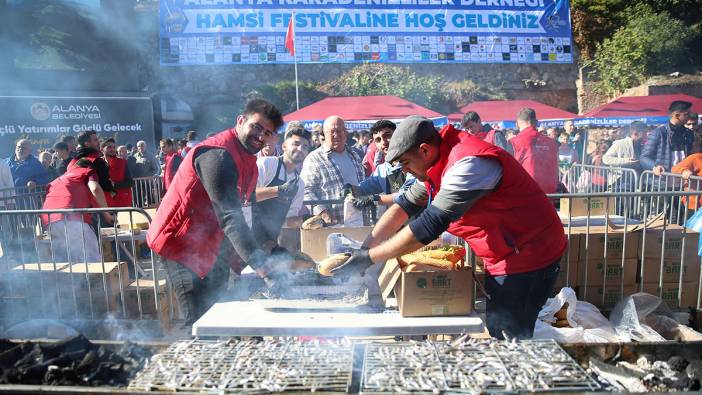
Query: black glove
xmin=277 ymin=176 xmax=299 ymax=199
xmin=270 ymin=245 xmax=290 ymax=256
xmin=263 ymin=271 xmax=294 ymax=297
xmin=343 ymin=183 xmax=354 ymax=198
xmin=247 ymin=249 xmax=269 ymax=272
xmin=352 ymin=195 xmax=377 ymax=209
xmin=330 ymin=248 xmax=373 ymax=279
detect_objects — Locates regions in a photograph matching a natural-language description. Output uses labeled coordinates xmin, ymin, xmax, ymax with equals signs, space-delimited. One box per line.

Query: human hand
xmin=101 ymin=212 xmax=115 ymax=224
xmin=682 ymin=169 xmax=693 ymax=180
xmin=263 ymin=271 xmax=294 ymax=296
xmin=277 ymin=176 xmax=299 ymax=199
xmin=328 ymin=248 xmax=373 ymax=278
xmin=342 ymin=183 xmax=355 ymax=198
xmin=653 ymin=165 xmax=665 ymax=176
xmin=352 ymin=195 xmax=377 ymax=209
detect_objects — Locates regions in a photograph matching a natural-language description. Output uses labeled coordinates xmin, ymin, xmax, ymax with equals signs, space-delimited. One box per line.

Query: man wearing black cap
xmin=641 ymin=100 xmax=693 ymax=175
xmin=328 ymin=116 xmax=567 ymax=339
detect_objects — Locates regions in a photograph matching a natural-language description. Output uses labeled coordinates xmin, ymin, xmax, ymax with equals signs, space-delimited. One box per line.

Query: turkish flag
xmin=285 ymin=14 xmax=295 ymax=56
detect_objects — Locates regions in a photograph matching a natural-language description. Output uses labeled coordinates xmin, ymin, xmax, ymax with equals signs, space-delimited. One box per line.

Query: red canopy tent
xmin=581 ymin=94 xmax=702 ymax=126
xmin=284 ymin=96 xmax=446 ymax=130
xmin=447 ymin=99 xmax=577 ymax=126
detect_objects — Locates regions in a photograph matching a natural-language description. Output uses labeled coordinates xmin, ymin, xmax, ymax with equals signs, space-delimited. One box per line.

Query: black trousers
xmin=485 ymin=260 xmax=560 ymax=340
xmin=163 ymin=242 xmax=232 ymax=326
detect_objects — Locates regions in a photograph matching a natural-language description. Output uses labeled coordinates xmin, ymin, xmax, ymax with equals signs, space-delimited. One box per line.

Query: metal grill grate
xmin=362 ymin=339 xmax=601 ymax=394
xmin=129 ymin=338 xmax=354 ymax=393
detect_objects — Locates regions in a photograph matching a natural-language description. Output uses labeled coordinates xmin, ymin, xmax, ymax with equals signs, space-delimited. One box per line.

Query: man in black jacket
xmin=72 ymin=130 xmax=116 ymax=198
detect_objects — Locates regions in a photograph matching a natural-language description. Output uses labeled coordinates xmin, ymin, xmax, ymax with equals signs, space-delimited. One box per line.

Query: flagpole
xmin=292 ymin=11 xmax=300 ymax=111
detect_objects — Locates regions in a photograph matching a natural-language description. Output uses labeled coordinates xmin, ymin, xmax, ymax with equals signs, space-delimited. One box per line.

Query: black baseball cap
xmin=385 ymin=115 xmax=437 ymax=163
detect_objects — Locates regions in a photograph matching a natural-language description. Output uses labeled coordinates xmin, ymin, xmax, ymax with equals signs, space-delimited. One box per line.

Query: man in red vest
xmin=329 ymin=116 xmax=566 ymax=339
xmin=159 ymin=138 xmax=182 ymax=190
xmin=509 ymin=108 xmax=559 ymax=194
xmin=70 ymin=130 xmax=117 ymax=198
xmin=101 ymin=138 xmax=134 ymax=207
xmin=41 ymin=158 xmax=113 ymax=263
xmin=461 ymin=111 xmax=513 ymax=155
xmin=147 ymin=99 xmax=287 ymax=325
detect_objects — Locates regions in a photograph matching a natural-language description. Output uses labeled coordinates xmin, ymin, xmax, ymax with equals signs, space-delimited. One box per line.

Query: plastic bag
xmin=343 ymin=197 xmax=364 ymax=226
xmin=326 ymin=233 xmax=362 ymax=256
xmin=533 ymin=287 xmax=622 ymax=343
xmin=609 ymin=292 xmax=671 ymax=342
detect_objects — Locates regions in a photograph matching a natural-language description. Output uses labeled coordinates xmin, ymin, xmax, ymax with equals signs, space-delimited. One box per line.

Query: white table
xmin=192 ymin=300 xmax=484 ymax=337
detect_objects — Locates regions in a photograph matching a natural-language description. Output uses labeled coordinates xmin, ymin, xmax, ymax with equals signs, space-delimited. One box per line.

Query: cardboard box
xmin=117 ymin=208 xmax=156 ymax=230
xmin=560 ymin=197 xmax=616 ymax=217
xmin=641 ymin=225 xmax=699 ymax=263
xmin=300 ymin=226 xmax=372 ymax=261
xmin=639 ymin=257 xmax=701 ymax=285
xmin=553 ymin=235 xmax=581 ymax=289
xmin=8 ymin=262 xmax=129 ymax=318
xmin=643 ymin=282 xmax=699 ymax=309
xmin=568 ymin=226 xmax=641 ymax=260
xmin=58 ymin=262 xmax=131 ymax=317
xmin=580 ymin=285 xmax=637 ymax=308
xmin=379 ymin=258 xmax=473 ymax=317
xmin=125 ymin=279 xmax=172 ymax=329
xmin=577 ymin=258 xmax=638 ymax=287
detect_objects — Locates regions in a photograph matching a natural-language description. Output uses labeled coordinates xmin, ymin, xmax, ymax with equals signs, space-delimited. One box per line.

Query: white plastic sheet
xmin=533 ymin=287 xmax=623 ymax=343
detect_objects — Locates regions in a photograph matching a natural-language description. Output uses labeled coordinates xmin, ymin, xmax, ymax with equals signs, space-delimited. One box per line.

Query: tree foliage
xmin=318 ymin=64 xmax=504 ymax=113
xmin=571 ymin=0 xmax=702 ymax=61
xmin=593 ymin=5 xmax=698 ymax=95
xmin=318 ymin=64 xmax=446 ymax=110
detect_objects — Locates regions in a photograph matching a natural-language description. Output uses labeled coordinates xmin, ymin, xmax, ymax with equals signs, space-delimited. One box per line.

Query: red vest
xmin=510 ymin=126 xmax=559 ymax=194
xmin=163 ymin=152 xmax=179 ymax=190
xmin=146 ymin=129 xmax=258 ymax=278
xmin=474 ymin=129 xmax=497 ymax=145
xmin=41 ymin=166 xmax=96 ymax=226
xmin=426 ymin=125 xmax=566 ymax=276
xmin=105 ymin=156 xmax=133 ymax=207
xmin=67 ymin=150 xmax=99 ymax=170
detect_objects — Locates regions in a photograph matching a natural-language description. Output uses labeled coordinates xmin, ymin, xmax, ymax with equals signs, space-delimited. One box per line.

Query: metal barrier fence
xmin=0 ymin=207 xmax=171 ymax=333
xmin=0 ymin=185 xmax=47 ymax=211
xmin=637 ymin=171 xmax=702 ymax=224
xmin=132 ymin=176 xmax=164 ymax=208
xmin=552 ymin=190 xmax=702 ymax=310
xmin=565 ymin=163 xmax=639 ymax=194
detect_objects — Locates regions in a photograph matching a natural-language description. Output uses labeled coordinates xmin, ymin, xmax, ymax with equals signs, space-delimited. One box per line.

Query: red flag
xmin=285 ymin=13 xmax=295 ymax=56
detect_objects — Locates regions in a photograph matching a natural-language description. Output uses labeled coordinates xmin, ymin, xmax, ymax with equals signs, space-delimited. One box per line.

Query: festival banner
xmin=160 ymin=0 xmax=573 ymax=66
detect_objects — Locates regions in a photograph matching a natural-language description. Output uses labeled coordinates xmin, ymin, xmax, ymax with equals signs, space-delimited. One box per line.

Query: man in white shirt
xmin=602 ymin=121 xmax=644 ymax=188
xmin=250 ymin=127 xmax=310 ymax=250
xmin=0 ymin=159 xmax=13 ymax=208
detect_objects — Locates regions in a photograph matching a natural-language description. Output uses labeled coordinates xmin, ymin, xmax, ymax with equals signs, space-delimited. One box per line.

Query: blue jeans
xmin=485 ymin=260 xmax=560 ymax=339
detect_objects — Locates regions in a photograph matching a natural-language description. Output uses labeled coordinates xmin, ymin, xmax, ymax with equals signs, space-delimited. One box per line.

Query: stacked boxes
xmin=638 ymin=223 xmax=700 ymax=309
xmin=7 ymin=262 xmax=130 ymax=319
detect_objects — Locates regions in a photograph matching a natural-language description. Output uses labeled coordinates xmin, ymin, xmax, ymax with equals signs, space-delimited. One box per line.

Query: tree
xmin=593 ymin=5 xmax=698 ymax=95
xmin=318 ymin=64 xmax=504 ymax=114
xmin=571 ymin=0 xmax=702 ymax=61
xmin=318 ymin=64 xmax=446 ymax=111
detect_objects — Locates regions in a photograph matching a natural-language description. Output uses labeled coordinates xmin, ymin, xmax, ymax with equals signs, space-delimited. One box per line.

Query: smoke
xmin=0 ymin=0 xmax=152 ymax=93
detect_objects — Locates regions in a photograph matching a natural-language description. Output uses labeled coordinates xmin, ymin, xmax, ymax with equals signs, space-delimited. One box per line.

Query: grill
xmin=128 ymin=338 xmax=354 ymax=393
xmin=362 ymin=339 xmax=602 ymax=394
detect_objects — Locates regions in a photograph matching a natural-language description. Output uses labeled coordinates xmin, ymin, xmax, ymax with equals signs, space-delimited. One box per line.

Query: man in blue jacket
xmin=346 ymin=120 xmax=415 ymax=211
xmin=641 ymin=100 xmax=693 ymax=176
xmin=6 ymin=139 xmax=49 ymax=188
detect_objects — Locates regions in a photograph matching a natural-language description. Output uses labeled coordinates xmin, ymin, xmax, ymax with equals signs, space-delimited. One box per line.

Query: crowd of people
xmin=2 ymin=96 xmax=701 ymax=336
